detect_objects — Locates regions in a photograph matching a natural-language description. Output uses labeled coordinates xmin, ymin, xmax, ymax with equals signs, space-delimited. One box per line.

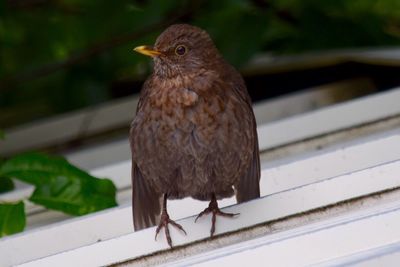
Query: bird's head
xmin=134 ymin=24 xmax=221 ymax=78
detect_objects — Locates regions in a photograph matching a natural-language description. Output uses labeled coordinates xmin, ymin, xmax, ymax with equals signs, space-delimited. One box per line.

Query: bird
xmin=130 ymin=24 xmax=260 ymax=248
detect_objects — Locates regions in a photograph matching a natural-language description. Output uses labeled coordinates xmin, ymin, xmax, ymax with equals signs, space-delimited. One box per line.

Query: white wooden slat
xmin=257 ymin=87 xmax=400 ymax=150
xmin=260 ymin=130 xmax=400 ymax=195
xmin=8 ymin=85 xmax=397 ymax=223
xmin=1 ymin=88 xmax=400 ymax=265
xmin=14 ymin=128 xmax=400 ymax=218
xmin=252 ymin=78 xmax=374 ymax=126
xmin=86 ymin=96 xmax=139 ymax=134
xmin=243 ymin=48 xmax=400 ymax=75
xmin=14 ymin=159 xmax=400 ymax=267
xmin=0 ymin=206 xmax=132 ymax=267
xmin=311 ymin=242 xmax=400 ymax=267
xmin=5 ymin=109 xmax=400 ymax=219
xmin=170 ymin=201 xmax=400 ymax=267
xmin=0 ymin=95 xmax=138 ymax=155
xmin=354 ymin=253 xmax=400 ymax=267
xmin=66 ymin=138 xmax=131 ymax=170
xmin=1 ymin=111 xmax=87 ymax=155
xmin=1 ymin=127 xmax=399 ymax=237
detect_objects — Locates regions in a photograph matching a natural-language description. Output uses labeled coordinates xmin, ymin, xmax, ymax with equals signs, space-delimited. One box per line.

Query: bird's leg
xmin=195 ymin=193 xmax=239 ymax=237
xmin=155 ymin=194 xmax=187 ymax=248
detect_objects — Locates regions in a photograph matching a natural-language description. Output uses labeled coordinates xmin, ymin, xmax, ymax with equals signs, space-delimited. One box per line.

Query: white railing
xmin=1 ymin=87 xmax=400 ymax=266
xmin=14 ymin=159 xmax=400 ymax=267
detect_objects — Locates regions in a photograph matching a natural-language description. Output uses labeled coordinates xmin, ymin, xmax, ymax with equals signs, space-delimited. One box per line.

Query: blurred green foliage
xmin=0 ymin=152 xmax=117 ymax=215
xmin=1 ymin=0 xmax=400 ymax=127
xmin=0 ymin=152 xmax=117 ymax=237
xmin=0 ymin=202 xmax=25 ymax=237
xmin=0 ymin=177 xmax=14 ymax=193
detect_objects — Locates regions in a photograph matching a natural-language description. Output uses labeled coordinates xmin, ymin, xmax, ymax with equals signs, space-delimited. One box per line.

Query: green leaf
xmin=0 ymin=177 xmax=15 ymax=193
xmin=0 ymin=201 xmax=25 ymax=238
xmin=0 ymin=130 xmax=4 ymax=140
xmin=0 ymin=153 xmax=117 ymax=215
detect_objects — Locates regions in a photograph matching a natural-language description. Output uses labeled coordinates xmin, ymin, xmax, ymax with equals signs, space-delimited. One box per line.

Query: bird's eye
xmin=175 ymin=45 xmax=187 ymax=56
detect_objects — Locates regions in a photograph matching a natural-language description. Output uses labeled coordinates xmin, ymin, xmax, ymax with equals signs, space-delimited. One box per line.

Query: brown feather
xmin=131 ymin=162 xmax=161 ymax=230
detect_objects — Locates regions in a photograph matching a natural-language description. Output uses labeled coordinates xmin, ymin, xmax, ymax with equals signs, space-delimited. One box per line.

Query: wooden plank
xmin=258 ymin=87 xmax=400 ymax=150
xmin=1 ymin=128 xmax=399 ymax=229
xmin=3 ymin=159 xmax=400 ymax=266
xmin=175 ymin=203 xmax=400 ymax=267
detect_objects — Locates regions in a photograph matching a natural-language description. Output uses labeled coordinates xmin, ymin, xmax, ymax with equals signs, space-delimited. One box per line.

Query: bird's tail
xmin=132 ymin=163 xmax=162 ymax=230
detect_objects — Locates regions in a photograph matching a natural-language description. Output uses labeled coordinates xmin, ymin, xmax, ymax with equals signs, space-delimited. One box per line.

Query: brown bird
xmin=130 ymin=24 xmax=260 ymax=247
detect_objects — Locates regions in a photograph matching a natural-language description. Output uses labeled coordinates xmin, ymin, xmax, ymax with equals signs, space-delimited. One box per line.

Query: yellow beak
xmin=133 ymin=45 xmax=162 ymax=57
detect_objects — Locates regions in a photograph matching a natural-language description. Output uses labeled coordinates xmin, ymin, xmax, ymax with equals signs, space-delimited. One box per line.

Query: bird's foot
xmin=155 ymin=211 xmax=187 ymax=248
xmin=195 ymin=197 xmax=239 ymax=237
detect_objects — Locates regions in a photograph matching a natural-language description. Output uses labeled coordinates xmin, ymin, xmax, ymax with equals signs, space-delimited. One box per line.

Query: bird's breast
xmin=150 ymin=87 xmax=199 ymax=110
xmin=131 ymin=76 xmax=254 ymax=198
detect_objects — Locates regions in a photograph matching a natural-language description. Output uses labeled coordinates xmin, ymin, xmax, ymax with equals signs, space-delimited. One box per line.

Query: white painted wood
xmin=1 ymin=127 xmax=399 ymax=228
xmin=260 ymin=130 xmax=400 ymax=195
xmin=1 ymin=111 xmax=87 ymax=155
xmin=86 ymin=97 xmax=139 ymax=134
xmin=1 ymin=86 xmax=400 ymax=265
xmin=9 ymin=159 xmax=400 ymax=267
xmin=356 ymin=254 xmax=400 ymax=267
xmin=66 ymin=138 xmax=131 ymax=170
xmin=352 ymin=249 xmax=400 ymax=267
xmin=171 ymin=202 xmax=400 ymax=267
xmin=253 ymin=78 xmax=374 ymax=126
xmin=0 ymin=206 xmax=132 ymax=267
xmin=3 ymin=86 xmax=396 ymax=226
xmin=311 ymin=242 xmax=400 ymax=267
xmin=2 ymin=128 xmax=399 ymax=218
xmin=257 ymin=87 xmax=400 ymax=150
xmin=1 ymin=50 xmax=399 ymax=266
xmin=243 ymin=47 xmax=400 ymax=75
xmin=0 ymin=95 xmax=138 ymax=155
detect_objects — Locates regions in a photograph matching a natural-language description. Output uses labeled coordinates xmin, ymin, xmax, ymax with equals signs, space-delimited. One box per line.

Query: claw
xmin=195 ymin=194 xmax=239 ymax=236
xmin=155 ymin=194 xmax=186 ymax=248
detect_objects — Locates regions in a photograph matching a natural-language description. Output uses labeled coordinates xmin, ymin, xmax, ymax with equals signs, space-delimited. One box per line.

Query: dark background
xmin=1 ymin=0 xmax=400 ymax=129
